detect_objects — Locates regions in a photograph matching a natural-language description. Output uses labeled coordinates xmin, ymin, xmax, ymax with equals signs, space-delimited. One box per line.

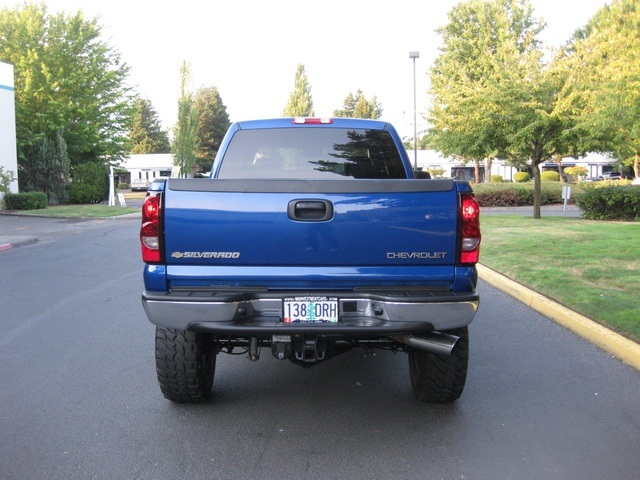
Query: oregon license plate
xmin=283 ymin=297 xmax=338 ymax=323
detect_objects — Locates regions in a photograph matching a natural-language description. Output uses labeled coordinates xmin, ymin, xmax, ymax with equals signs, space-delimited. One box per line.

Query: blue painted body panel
xmin=162 ymin=190 xmax=457 ymax=267
xmin=144 ymin=118 xmax=478 ymax=296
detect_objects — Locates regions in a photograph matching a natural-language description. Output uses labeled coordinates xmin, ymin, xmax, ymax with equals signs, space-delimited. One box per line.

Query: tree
xmin=20 ymin=130 xmax=70 ymax=203
xmin=428 ymin=0 xmax=569 ymax=218
xmin=0 ymin=3 xmax=133 ymax=168
xmin=172 ymin=61 xmax=197 ymax=177
xmin=554 ymin=0 xmax=640 ymax=178
xmin=193 ymin=86 xmax=231 ymax=172
xmin=333 ymin=89 xmax=383 ymax=119
xmin=428 ymin=0 xmax=528 ymax=184
xmin=283 ymin=64 xmax=314 ymax=117
xmin=129 ymin=97 xmax=171 ymax=154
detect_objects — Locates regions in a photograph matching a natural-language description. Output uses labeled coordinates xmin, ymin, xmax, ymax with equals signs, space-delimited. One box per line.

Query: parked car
xmin=131 ymin=178 xmax=150 ymax=191
xmin=146 ymin=177 xmax=167 ymax=196
xmin=600 ymin=171 xmax=623 ymax=180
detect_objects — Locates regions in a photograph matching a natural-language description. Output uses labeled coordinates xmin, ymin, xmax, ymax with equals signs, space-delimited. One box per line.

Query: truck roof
xmin=233 ymin=117 xmax=394 ymax=131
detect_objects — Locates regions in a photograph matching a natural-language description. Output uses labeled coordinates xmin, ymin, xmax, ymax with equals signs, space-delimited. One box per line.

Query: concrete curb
xmin=477 ymin=263 xmax=640 ymax=372
xmin=0 ymin=236 xmax=38 ymax=251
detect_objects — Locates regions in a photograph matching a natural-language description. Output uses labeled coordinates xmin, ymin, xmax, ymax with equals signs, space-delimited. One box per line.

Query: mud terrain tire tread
xmin=155 ymin=327 xmax=216 ymax=403
xmin=408 ymin=327 xmax=469 ymax=403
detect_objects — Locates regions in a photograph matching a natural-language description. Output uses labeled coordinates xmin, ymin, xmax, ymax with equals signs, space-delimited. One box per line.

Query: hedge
xmin=473 ymin=184 xmax=564 ymax=207
xmin=574 ymin=185 xmax=640 ymax=221
xmin=3 ymin=191 xmax=48 ymax=210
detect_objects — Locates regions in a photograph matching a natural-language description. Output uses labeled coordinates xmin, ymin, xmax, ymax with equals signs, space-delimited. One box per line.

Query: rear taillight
xmin=140 ymin=195 xmax=161 ymax=263
xmin=459 ymin=194 xmax=481 ymax=264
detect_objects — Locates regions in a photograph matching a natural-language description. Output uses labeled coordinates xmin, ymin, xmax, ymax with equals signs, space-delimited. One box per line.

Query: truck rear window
xmin=217 ymin=128 xmax=407 ymax=179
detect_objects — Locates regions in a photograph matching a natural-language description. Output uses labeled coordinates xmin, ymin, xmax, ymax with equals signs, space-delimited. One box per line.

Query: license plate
xmin=283 ymin=297 xmax=338 ymax=323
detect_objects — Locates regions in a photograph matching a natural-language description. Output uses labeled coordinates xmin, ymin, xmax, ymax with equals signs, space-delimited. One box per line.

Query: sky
xmin=1 ymin=0 xmax=611 ymax=140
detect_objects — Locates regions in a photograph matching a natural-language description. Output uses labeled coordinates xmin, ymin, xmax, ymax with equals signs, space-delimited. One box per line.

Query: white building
xmin=0 ymin=62 xmax=19 ymax=200
xmin=119 ymin=154 xmax=174 ymax=184
xmin=407 ymin=150 xmax=618 ymax=182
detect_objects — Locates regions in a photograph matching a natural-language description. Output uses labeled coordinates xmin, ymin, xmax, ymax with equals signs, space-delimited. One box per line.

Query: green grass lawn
xmin=9 ymin=204 xmax=139 ymax=217
xmin=480 ymin=215 xmax=640 ymax=342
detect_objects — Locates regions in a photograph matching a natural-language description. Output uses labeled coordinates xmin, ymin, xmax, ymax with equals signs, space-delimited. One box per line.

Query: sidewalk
xmin=0 ymin=210 xmax=138 ymax=250
xmin=0 ymin=235 xmax=38 ymax=251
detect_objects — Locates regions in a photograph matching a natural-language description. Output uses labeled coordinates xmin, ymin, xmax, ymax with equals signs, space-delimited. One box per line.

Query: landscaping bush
xmin=3 ymin=191 xmax=48 ymax=210
xmin=67 ymin=162 xmax=109 ymax=204
xmin=574 ymin=184 xmax=640 ymax=221
xmin=541 ymin=171 xmax=561 ymax=181
xmin=473 ymin=183 xmax=564 ymax=207
xmin=514 ymin=172 xmax=530 ymax=183
xmin=490 ymin=175 xmax=504 ymax=183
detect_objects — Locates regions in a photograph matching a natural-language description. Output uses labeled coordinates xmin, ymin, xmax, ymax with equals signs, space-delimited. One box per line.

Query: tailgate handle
xmin=288 ymin=200 xmax=334 ymax=221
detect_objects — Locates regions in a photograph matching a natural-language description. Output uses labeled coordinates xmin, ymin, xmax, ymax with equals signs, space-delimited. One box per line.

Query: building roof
xmin=121 ymin=153 xmax=173 ymax=170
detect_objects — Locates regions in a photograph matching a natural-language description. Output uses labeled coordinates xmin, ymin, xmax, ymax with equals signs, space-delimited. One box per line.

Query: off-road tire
xmin=408 ymin=327 xmax=469 ymax=403
xmin=155 ymin=327 xmax=216 ymax=402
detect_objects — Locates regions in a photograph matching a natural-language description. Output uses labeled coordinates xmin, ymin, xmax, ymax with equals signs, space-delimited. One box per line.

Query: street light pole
xmin=409 ymin=51 xmax=420 ymax=173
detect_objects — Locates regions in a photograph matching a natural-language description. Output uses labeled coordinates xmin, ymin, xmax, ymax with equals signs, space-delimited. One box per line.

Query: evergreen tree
xmin=129 ymin=97 xmax=170 ymax=154
xmin=172 ymin=61 xmax=197 ymax=177
xmin=193 ymin=86 xmax=231 ymax=172
xmin=20 ymin=130 xmax=70 ymax=203
xmin=283 ymin=64 xmax=314 ymax=117
xmin=333 ymin=89 xmax=383 ymax=119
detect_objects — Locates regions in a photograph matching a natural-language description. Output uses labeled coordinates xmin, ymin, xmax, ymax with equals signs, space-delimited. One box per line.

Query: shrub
xmin=574 ymin=185 xmax=640 ymax=221
xmin=514 ymin=172 xmax=530 ymax=183
xmin=541 ymin=171 xmax=561 ymax=182
xmin=67 ymin=162 xmax=109 ymax=204
xmin=117 ymin=182 xmax=129 ymax=189
xmin=564 ymin=166 xmax=588 ymax=179
xmin=3 ymin=191 xmax=48 ymax=210
xmin=490 ymin=175 xmax=503 ymax=183
xmin=428 ymin=168 xmax=445 ymax=179
xmin=473 ymin=183 xmax=564 ymax=207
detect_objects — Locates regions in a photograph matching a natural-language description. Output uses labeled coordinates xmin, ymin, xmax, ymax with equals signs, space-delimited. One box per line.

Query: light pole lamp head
xmin=409 ymin=51 xmax=420 ymax=59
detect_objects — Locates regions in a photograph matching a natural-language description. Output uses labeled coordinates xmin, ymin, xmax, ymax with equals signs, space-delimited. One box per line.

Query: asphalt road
xmin=1 ymin=215 xmax=639 ymax=480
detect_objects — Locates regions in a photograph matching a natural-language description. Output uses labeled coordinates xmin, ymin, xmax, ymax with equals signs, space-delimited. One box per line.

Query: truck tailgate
xmin=162 ymin=178 xmax=458 ymax=270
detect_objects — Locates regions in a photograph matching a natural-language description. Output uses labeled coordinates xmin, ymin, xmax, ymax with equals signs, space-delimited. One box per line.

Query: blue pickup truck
xmin=140 ymin=117 xmax=481 ymax=403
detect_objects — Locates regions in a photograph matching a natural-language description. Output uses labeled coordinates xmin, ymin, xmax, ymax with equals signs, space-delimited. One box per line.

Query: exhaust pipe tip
xmin=394 ymin=332 xmax=460 ymax=356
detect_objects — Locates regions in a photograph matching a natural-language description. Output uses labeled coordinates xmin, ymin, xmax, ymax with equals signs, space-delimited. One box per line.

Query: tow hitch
xmin=270 ymin=335 xmax=329 ymax=366
xmin=293 ymin=336 xmax=327 ymax=363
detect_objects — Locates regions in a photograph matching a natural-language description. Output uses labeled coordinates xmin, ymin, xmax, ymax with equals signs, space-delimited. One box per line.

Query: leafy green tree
xmin=0 ymin=3 xmax=133 ymax=167
xmin=193 ymin=86 xmax=231 ymax=172
xmin=172 ymin=61 xmax=197 ymax=177
xmin=554 ymin=0 xmax=640 ymax=178
xmin=333 ymin=89 xmax=383 ymax=119
xmin=129 ymin=97 xmax=170 ymax=154
xmin=0 ymin=166 xmax=16 ymax=196
xmin=283 ymin=64 xmax=314 ymax=117
xmin=428 ymin=0 xmax=571 ymax=218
